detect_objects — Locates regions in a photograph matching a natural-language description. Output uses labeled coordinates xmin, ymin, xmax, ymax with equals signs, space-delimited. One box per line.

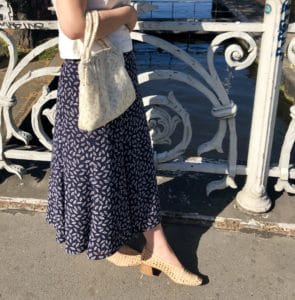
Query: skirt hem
xmin=46 ymin=216 xmax=162 ymax=260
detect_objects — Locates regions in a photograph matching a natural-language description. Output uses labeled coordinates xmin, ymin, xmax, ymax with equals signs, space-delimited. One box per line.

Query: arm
xmin=54 ymin=0 xmax=137 ymax=40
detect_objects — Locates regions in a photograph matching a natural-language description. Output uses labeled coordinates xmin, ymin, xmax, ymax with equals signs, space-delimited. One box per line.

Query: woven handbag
xmin=78 ymin=10 xmax=136 ymax=131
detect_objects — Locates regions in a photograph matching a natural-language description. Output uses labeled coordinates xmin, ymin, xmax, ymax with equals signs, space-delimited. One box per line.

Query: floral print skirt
xmin=46 ymin=51 xmax=162 ymax=260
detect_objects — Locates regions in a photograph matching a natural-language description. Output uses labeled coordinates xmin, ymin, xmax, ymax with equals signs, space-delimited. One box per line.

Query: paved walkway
xmin=0 ymin=161 xmax=295 ymax=299
xmin=0 ymin=210 xmax=294 ymax=299
xmin=1 ymin=2 xmax=294 ymax=298
xmin=1 ymin=160 xmax=295 ymax=236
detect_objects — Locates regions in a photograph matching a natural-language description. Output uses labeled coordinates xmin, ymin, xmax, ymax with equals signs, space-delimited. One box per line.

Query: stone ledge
xmin=1 ymin=196 xmax=294 ymax=238
xmin=162 ymin=211 xmax=295 ymax=238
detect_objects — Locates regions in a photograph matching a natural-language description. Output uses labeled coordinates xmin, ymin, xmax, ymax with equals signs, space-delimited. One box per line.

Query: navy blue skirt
xmin=46 ymin=51 xmax=162 ymax=260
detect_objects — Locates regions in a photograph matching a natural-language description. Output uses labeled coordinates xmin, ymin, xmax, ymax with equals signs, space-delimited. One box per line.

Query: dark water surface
xmin=137 ymin=0 xmax=213 ymax=20
xmin=133 ymin=38 xmax=289 ymax=165
xmin=132 ymin=1 xmax=290 ymax=166
xmin=10 ymin=1 xmax=290 ymax=171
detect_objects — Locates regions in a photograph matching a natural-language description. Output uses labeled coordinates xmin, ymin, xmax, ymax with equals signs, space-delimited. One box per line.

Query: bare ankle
xmin=143 ymin=223 xmax=171 ymax=252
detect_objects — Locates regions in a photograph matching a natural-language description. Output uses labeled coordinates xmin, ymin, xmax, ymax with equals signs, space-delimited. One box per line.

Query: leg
xmin=110 ymin=222 xmax=183 ymax=269
xmin=141 ymin=223 xmax=203 ymax=286
xmin=143 ymin=223 xmax=183 ymax=268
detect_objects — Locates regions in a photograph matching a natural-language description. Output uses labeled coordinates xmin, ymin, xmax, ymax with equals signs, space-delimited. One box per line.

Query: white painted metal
xmin=142 ymin=92 xmax=193 ymax=164
xmin=287 ymin=37 xmax=295 ymax=65
xmin=0 ymin=20 xmax=266 ymax=33
xmin=236 ymin=0 xmax=291 ymax=213
xmin=275 ymin=105 xmax=295 ymax=193
xmin=274 ymin=37 xmax=295 ymax=194
xmin=31 ymin=87 xmax=58 ymax=151
xmin=132 ymin=30 xmax=257 ymax=195
xmin=3 ymin=149 xmax=295 ymax=180
xmin=0 ymin=0 xmax=294 ymax=214
xmin=0 ymin=0 xmax=13 ymax=21
xmin=0 ymin=28 xmax=59 ymax=178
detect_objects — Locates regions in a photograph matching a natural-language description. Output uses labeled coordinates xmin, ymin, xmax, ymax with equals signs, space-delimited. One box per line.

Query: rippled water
xmin=137 ymin=0 xmax=213 ymax=20
xmin=130 ymin=2 xmax=289 ymax=165
xmin=133 ymin=37 xmax=289 ymax=164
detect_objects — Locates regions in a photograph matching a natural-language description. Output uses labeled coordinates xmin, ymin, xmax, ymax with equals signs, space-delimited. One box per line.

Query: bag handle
xmin=82 ymin=11 xmax=94 ymax=60
xmin=82 ymin=10 xmax=111 ymax=60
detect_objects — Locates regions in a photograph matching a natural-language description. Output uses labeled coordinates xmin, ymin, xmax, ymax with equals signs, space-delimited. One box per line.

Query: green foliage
xmin=6 ymin=0 xmax=32 ymax=17
xmin=36 ymin=45 xmax=58 ymax=61
xmin=0 ymin=39 xmax=58 ymax=62
xmin=0 ymin=39 xmax=9 ymax=58
xmin=291 ymin=1 xmax=295 ymax=23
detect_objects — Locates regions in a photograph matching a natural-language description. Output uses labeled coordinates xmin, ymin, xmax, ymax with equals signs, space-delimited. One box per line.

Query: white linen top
xmin=52 ymin=0 xmax=133 ymax=59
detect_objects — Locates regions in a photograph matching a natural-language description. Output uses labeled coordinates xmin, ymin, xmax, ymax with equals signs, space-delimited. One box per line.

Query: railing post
xmin=236 ymin=0 xmax=291 ymax=213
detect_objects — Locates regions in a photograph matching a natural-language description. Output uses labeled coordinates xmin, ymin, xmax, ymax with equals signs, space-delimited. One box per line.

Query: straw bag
xmin=78 ymin=10 xmax=136 ymax=131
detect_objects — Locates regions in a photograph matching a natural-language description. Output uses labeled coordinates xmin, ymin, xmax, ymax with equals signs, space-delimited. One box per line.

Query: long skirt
xmin=46 ymin=51 xmax=162 ymax=260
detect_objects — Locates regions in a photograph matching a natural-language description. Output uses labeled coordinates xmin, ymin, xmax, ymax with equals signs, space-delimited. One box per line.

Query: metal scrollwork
xmin=275 ymin=105 xmax=295 ymax=193
xmin=132 ymin=31 xmax=257 ymax=195
xmin=0 ymin=0 xmax=293 ymax=211
xmin=287 ymin=37 xmax=295 ymax=65
xmin=143 ymin=91 xmax=192 ymax=164
xmin=31 ymin=86 xmax=57 ymax=151
xmin=0 ymin=29 xmax=60 ymax=178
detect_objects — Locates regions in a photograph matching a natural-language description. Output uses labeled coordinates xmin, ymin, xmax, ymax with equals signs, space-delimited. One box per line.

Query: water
xmin=19 ymin=1 xmax=291 ymax=170
xmin=132 ymin=37 xmax=289 ymax=165
xmin=136 ymin=0 xmax=213 ymax=20
xmin=129 ymin=2 xmax=290 ymax=166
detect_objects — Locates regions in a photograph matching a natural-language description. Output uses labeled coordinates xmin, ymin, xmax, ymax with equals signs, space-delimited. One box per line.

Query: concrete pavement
xmin=0 ymin=1 xmax=294 ymax=298
xmin=1 ymin=123 xmax=294 ymax=299
xmin=0 ymin=160 xmax=295 ymax=236
xmin=0 ymin=160 xmax=294 ymax=299
xmin=0 ymin=210 xmax=294 ymax=300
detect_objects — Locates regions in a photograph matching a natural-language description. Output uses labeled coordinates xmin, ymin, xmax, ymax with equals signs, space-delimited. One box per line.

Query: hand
xmin=125 ymin=5 xmax=137 ymax=32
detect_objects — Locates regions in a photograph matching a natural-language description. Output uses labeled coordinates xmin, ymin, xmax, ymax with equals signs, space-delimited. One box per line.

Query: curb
xmin=161 ymin=211 xmax=295 ymax=238
xmin=282 ymin=65 xmax=295 ymax=103
xmin=1 ymin=196 xmax=294 ymax=238
xmin=0 ymin=196 xmax=47 ymax=212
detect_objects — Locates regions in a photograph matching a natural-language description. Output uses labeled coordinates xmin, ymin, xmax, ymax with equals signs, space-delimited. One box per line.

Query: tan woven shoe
xmin=139 ymin=246 xmax=203 ymax=286
xmin=106 ymin=245 xmax=141 ymax=267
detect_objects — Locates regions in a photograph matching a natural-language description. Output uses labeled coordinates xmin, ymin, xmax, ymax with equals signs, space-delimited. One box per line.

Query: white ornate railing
xmin=0 ymin=0 xmax=294 ymax=214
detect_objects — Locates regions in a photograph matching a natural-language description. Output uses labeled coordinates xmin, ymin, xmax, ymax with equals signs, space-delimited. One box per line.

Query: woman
xmin=46 ymin=0 xmax=202 ymax=286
